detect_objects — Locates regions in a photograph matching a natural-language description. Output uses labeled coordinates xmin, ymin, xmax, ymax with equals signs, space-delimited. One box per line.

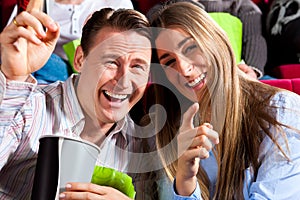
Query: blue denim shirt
xmin=165 ymin=91 xmax=300 ymax=199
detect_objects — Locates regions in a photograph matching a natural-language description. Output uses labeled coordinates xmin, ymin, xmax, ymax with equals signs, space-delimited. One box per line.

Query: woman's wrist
xmin=175 ymin=175 xmax=197 ymax=196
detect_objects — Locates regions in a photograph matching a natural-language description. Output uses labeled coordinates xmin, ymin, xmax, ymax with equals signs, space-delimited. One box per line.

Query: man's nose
xmin=114 ymin=66 xmax=130 ymax=89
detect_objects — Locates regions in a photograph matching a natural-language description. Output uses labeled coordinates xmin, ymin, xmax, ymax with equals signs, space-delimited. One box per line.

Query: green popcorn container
xmin=91 ymin=166 xmax=136 ymax=199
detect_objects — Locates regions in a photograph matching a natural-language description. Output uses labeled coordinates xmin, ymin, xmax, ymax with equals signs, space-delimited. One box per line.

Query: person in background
xmin=149 ymin=2 xmax=300 ymax=199
xmin=265 ymin=0 xmax=300 ymax=76
xmin=251 ymin=0 xmax=274 ymax=35
xmin=0 ymin=7 xmax=158 ymax=199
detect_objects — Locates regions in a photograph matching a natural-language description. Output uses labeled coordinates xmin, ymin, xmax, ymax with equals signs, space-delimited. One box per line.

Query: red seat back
xmin=261 ymin=78 xmax=300 ymax=95
xmin=272 ymin=64 xmax=300 ymax=79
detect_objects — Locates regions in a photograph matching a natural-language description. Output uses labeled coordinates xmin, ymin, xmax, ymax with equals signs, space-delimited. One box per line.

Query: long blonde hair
xmin=149 ymin=2 xmax=289 ymax=199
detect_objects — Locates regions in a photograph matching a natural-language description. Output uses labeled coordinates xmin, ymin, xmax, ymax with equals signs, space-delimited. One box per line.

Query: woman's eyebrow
xmin=177 ymin=37 xmax=192 ymax=49
xmin=159 ymin=53 xmax=170 ymax=61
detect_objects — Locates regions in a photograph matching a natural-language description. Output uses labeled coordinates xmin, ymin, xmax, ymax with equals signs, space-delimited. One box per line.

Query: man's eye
xmin=133 ymin=64 xmax=144 ymax=69
xmin=105 ymin=61 xmax=118 ymax=68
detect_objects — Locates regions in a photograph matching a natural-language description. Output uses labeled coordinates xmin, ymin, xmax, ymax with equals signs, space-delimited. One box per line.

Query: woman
xmin=148 ymin=2 xmax=300 ymax=199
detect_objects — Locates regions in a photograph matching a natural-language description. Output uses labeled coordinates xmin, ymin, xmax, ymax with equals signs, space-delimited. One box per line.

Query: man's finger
xmin=26 ymin=0 xmax=44 ymax=12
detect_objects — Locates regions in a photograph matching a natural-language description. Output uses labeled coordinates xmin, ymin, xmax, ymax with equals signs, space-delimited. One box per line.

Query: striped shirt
xmin=0 ymin=72 xmax=160 ymax=200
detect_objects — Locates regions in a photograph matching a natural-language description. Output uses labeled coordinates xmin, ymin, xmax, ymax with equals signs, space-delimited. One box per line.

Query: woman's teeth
xmin=104 ymin=91 xmax=127 ymax=100
xmin=187 ymin=72 xmax=206 ymax=87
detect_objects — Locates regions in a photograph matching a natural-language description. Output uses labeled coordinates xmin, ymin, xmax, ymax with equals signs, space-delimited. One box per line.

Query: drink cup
xmin=31 ymin=135 xmax=100 ymax=200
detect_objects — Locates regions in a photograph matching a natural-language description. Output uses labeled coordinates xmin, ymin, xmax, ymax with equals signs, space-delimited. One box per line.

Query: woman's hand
xmin=59 ymin=182 xmax=132 ymax=200
xmin=0 ymin=10 xmax=59 ymax=81
xmin=175 ymin=103 xmax=219 ymax=196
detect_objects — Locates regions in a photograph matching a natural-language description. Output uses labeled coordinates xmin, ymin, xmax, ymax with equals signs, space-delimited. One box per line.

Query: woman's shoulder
xmin=270 ymin=91 xmax=300 ymax=109
xmin=269 ymin=91 xmax=300 ymax=130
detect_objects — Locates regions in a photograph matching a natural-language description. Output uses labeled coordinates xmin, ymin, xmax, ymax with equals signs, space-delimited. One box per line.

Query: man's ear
xmin=73 ymin=45 xmax=84 ymax=73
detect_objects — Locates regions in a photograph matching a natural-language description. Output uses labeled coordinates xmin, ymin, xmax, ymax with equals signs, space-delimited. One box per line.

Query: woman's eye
xmin=163 ymin=59 xmax=176 ymax=68
xmin=183 ymin=44 xmax=197 ymax=54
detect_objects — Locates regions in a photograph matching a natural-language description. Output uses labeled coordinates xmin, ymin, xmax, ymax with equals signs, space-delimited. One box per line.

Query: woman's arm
xmin=246 ymin=92 xmax=300 ymax=199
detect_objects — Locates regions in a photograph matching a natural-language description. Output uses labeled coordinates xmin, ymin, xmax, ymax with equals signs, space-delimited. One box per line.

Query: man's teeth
xmin=187 ymin=73 xmax=206 ymax=87
xmin=104 ymin=91 xmax=127 ymax=100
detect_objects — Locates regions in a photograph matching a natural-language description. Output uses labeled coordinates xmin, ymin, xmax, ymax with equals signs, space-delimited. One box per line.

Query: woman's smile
xmin=186 ymin=72 xmax=207 ymax=88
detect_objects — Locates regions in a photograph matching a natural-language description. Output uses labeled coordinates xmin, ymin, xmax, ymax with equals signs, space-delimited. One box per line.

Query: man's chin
xmin=104 ymin=109 xmax=129 ymax=123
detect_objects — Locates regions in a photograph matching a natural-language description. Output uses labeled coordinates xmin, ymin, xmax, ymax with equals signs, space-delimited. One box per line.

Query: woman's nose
xmin=176 ymin=58 xmax=193 ymax=76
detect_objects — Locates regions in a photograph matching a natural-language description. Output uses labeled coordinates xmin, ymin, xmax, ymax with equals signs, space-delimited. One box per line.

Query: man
xmin=0 ymin=7 xmax=157 ymax=199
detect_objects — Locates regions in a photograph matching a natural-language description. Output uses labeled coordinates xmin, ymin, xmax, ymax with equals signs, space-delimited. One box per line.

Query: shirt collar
xmin=106 ymin=115 xmax=128 ymax=140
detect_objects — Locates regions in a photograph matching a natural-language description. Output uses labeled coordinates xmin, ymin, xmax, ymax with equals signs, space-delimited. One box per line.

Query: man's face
xmin=76 ymin=27 xmax=151 ymax=126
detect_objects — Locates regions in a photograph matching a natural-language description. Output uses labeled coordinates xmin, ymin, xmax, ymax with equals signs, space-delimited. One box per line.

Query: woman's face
xmin=155 ymin=27 xmax=208 ymax=102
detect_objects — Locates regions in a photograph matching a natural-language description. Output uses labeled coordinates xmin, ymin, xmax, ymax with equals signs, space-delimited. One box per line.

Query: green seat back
xmin=209 ymin=12 xmax=243 ymax=63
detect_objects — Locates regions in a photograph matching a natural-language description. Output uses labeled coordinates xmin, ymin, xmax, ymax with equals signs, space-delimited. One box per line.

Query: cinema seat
xmin=261 ymin=78 xmax=300 ymax=95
